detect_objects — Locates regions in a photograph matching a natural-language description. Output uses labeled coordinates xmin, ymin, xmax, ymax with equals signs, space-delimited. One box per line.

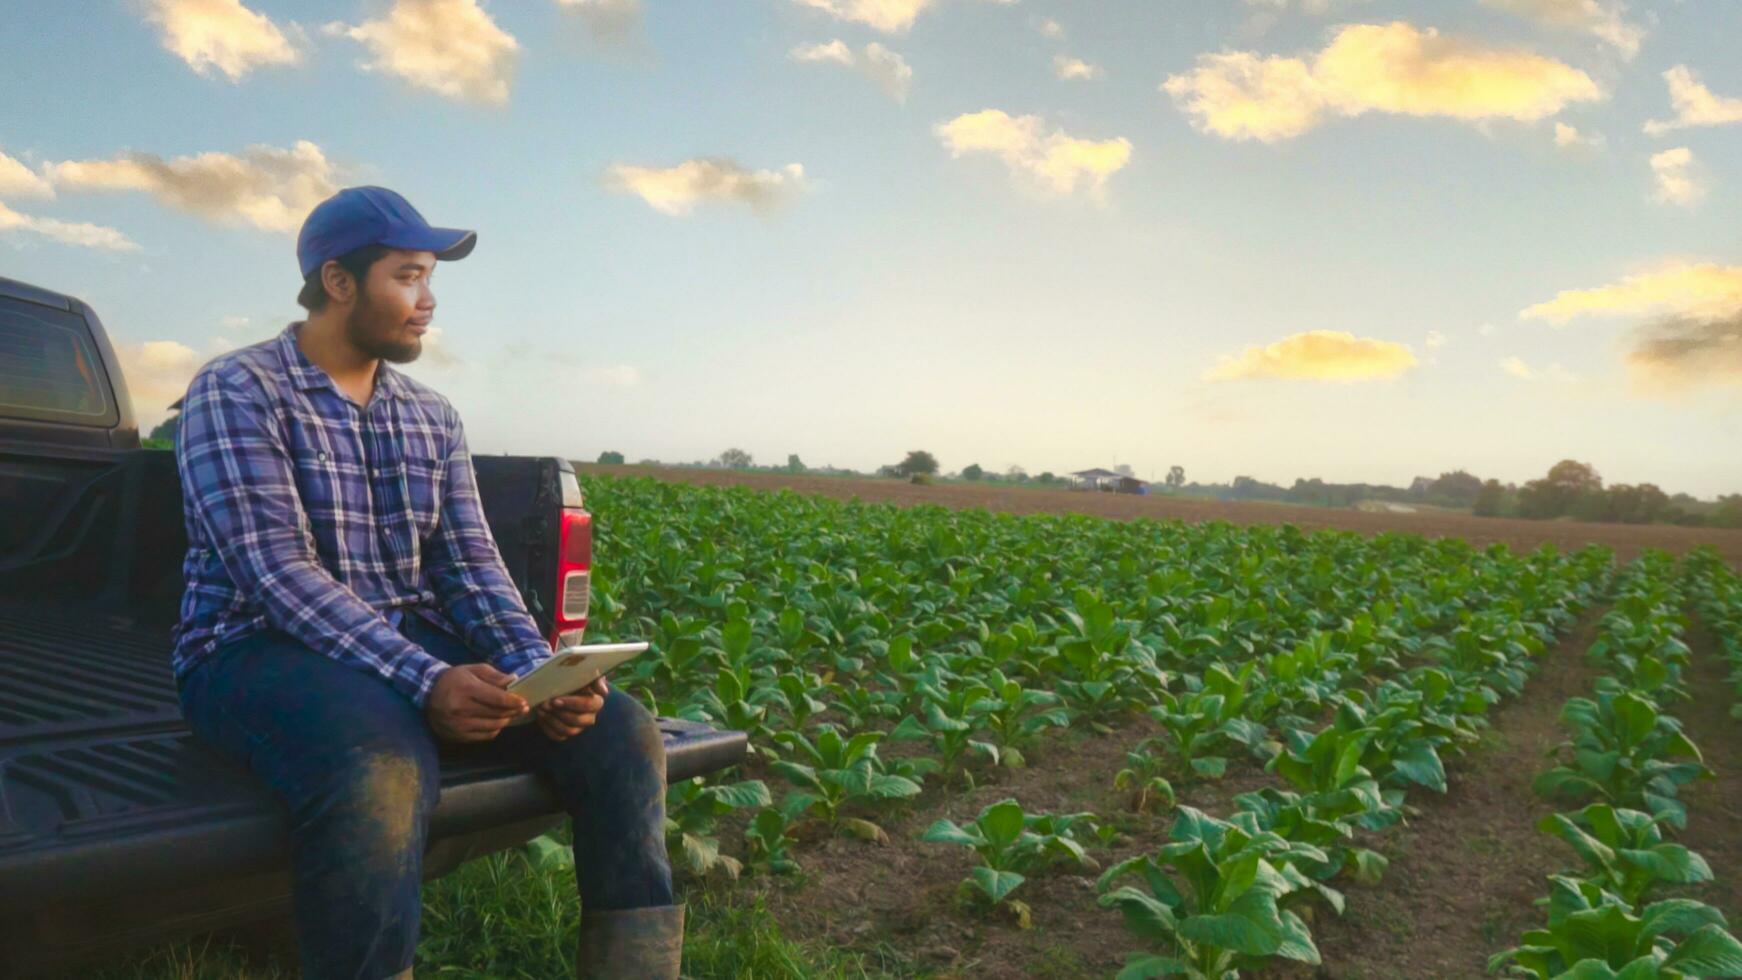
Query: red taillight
xmin=552 ymin=507 xmax=591 ymax=648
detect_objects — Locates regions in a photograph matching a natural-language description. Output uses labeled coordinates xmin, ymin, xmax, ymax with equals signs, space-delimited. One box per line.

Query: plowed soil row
xmin=576 ymin=464 xmax=1742 ymax=567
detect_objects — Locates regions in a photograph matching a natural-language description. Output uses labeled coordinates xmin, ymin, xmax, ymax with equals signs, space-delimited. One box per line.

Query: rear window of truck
xmin=0 ymin=296 xmax=117 ymax=427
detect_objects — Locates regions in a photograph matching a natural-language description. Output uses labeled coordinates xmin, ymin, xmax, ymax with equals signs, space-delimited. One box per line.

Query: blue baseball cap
xmin=295 ymin=186 xmax=476 ymax=280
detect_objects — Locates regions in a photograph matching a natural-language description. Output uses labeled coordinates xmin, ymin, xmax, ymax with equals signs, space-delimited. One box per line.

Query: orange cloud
xmin=1164 ymin=21 xmax=1602 ymax=142
xmin=1204 ymin=330 xmax=1418 ymax=382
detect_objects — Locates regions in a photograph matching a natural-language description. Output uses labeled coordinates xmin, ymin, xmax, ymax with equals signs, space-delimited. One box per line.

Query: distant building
xmin=1068 ymin=467 xmax=1120 ymax=490
xmin=1069 ymin=468 xmax=1150 ymax=494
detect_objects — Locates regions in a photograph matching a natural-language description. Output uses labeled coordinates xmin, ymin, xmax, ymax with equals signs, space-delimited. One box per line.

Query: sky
xmin=2 ymin=0 xmax=1740 ymax=497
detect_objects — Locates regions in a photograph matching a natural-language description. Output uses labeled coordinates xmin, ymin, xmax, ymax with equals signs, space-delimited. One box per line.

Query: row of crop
xmin=1681 ymin=547 xmax=1742 ymax=719
xmin=1083 ymin=555 xmax=1614 ymax=978
xmin=1492 ymin=552 xmax=1742 ymax=978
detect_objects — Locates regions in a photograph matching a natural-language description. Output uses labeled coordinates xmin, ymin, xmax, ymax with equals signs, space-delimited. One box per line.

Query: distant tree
xmin=717 ymin=448 xmax=753 ymax=469
xmin=1519 ymin=459 xmax=1603 ymax=519
xmin=786 ymin=453 xmax=805 ymax=473
xmin=596 ymin=450 xmax=625 ymax=465
xmin=1473 ymin=479 xmax=1506 ymax=517
xmin=1166 ymin=465 xmax=1185 ymax=490
xmin=1036 ymin=471 xmax=1056 ymax=484
xmin=894 ymin=450 xmax=939 ymax=477
xmin=1430 ymin=470 xmax=1484 ymax=503
xmin=962 ymin=463 xmax=983 ymax=481
xmin=1606 ymin=483 xmax=1669 ymax=524
xmin=148 ymin=414 xmax=180 ymax=445
xmin=1232 ymin=476 xmax=1260 ymax=499
xmin=1006 ymin=465 xmax=1027 ymax=482
xmin=1712 ymin=495 xmax=1742 ymax=529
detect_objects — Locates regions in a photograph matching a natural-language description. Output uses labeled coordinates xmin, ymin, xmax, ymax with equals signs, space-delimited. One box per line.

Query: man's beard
xmin=344 ymin=289 xmax=422 ymax=364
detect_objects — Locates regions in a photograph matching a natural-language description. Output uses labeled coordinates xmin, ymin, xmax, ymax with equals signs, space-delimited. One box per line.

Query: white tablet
xmin=503 ymin=642 xmax=650 ymax=726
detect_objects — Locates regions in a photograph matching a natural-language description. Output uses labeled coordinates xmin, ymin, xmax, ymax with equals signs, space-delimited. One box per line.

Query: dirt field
xmin=575 ymin=464 xmax=1742 ymax=566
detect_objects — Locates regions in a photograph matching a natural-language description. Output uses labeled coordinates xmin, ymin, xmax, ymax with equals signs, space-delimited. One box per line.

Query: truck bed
xmin=0 ymin=597 xmax=746 ymax=913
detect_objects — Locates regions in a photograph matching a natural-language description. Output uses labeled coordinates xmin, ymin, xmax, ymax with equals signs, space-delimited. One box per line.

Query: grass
xmin=89 ymin=822 xmax=900 ymax=979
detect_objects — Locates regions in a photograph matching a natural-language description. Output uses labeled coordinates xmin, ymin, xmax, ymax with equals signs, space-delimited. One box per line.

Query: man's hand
xmin=425 ymin=663 xmax=528 ymax=743
xmin=535 ymin=676 xmax=609 ymax=742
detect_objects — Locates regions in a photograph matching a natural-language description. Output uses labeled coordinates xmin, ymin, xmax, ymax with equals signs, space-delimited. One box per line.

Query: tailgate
xmin=0 ymin=600 xmax=746 ymax=912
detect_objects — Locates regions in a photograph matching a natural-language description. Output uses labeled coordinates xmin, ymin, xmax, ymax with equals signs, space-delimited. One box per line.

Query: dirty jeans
xmin=174 ymin=612 xmax=674 ymax=980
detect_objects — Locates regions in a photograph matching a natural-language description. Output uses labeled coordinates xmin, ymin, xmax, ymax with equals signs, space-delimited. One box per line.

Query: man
xmin=170 ymin=186 xmax=681 ymax=980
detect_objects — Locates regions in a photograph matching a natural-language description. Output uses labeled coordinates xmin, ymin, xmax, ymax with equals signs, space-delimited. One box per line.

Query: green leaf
xmin=1190 ymin=756 xmax=1229 ymax=778
xmin=1350 ymin=848 xmax=1389 ymax=886
xmin=1114 ymin=954 xmax=1190 ymax=979
xmin=981 ymin=800 xmax=1027 ymax=848
xmin=709 ymin=779 xmax=773 ymax=810
xmin=1177 ymin=889 xmax=1288 ymax=956
xmin=1390 ymin=743 xmax=1447 ymax=793
xmin=1662 ymin=923 xmax=1742 ymax=975
xmin=968 ymin=866 xmax=1026 ymax=905
xmin=923 ymin=819 xmax=984 ymax=848
xmin=1098 ymin=886 xmax=1181 ymax=944
xmin=521 ymin=833 xmax=573 ymax=873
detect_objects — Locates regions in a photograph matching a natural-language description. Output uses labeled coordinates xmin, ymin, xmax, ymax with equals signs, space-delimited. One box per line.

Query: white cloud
xmin=1481 ymin=0 xmax=1644 ymax=60
xmin=935 ymin=109 xmax=1132 ymax=198
xmin=603 ymin=158 xmax=808 ymax=216
xmin=220 ymin=315 xmax=251 ymax=330
xmin=1204 ymin=330 xmax=1418 ymax=382
xmin=117 ymin=340 xmax=206 ymax=426
xmin=1037 ymin=17 xmax=1064 ymax=39
xmin=1242 ymin=0 xmax=1369 ymax=13
xmin=1522 ymin=262 xmax=1742 ymax=324
xmin=1163 ymin=21 xmax=1603 ymax=142
xmin=46 ymin=139 xmax=338 ymax=233
xmin=0 ymin=201 xmax=139 ymax=251
xmin=1053 ymin=56 xmax=1103 ymax=81
xmin=326 ymin=0 xmax=518 ymax=106
xmin=1643 ymin=66 xmax=1742 ymax=136
xmin=791 ymin=40 xmax=912 ymax=102
xmin=1501 ymin=356 xmax=1580 ymax=383
xmin=144 ymin=0 xmax=300 ymax=81
xmin=1478 ymin=322 xmax=1499 ymax=336
xmin=584 ymin=364 xmax=642 ymax=388
xmin=1553 ymin=121 xmax=1604 ymax=149
xmin=1425 ymin=329 xmax=1448 ymax=349
xmin=1500 ymin=355 xmax=1535 ymax=379
xmin=0 ymin=149 xmax=54 ymax=199
xmin=1649 ymin=147 xmax=1707 ymax=207
xmin=554 ymin=0 xmax=641 ymax=44
xmin=790 ymin=0 xmax=1012 ymax=34
xmin=791 ymin=39 xmax=853 ymax=65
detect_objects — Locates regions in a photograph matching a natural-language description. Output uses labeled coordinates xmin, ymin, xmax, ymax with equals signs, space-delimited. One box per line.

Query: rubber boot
xmin=575 ymin=903 xmax=685 ymax=980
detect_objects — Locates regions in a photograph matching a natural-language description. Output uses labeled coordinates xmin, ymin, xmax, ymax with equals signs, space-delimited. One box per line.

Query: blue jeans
xmin=175 ymin=612 xmax=673 ymax=980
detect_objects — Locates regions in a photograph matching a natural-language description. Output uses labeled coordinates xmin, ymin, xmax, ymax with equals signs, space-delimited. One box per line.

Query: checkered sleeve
xmin=176 ymin=369 xmax=453 ymax=708
xmin=423 ymin=407 xmax=553 ymax=680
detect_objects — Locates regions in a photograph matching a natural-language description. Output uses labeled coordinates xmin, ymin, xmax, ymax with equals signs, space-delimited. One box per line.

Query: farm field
xmin=575 ymin=474 xmax=1742 ymax=978
xmin=574 ymin=462 xmax=1742 ymax=567
xmin=109 ymin=473 xmax=1742 ymax=979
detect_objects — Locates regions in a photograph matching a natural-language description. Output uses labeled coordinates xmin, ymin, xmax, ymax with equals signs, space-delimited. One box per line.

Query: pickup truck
xmin=0 ymin=274 xmax=747 ymax=977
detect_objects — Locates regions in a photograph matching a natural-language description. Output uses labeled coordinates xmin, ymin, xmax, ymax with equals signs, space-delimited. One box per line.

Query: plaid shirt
xmin=171 ymin=321 xmax=552 ymax=708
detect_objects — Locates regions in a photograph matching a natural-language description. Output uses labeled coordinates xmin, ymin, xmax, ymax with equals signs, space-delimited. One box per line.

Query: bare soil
xmin=575 ymin=465 xmax=1742 ymax=567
